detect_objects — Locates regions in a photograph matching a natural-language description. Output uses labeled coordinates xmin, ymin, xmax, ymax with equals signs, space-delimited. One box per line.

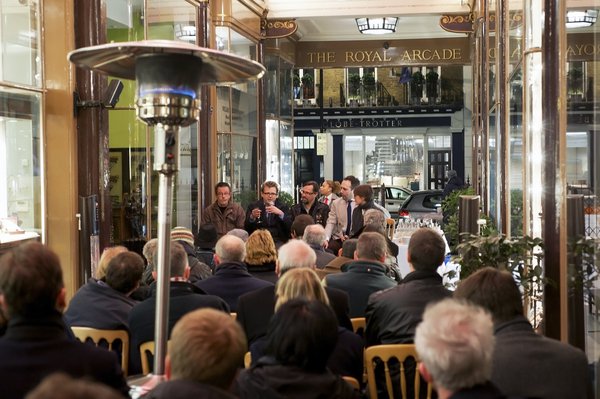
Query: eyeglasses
xmin=300 ymin=190 xmax=316 ymax=195
xmin=262 ymin=191 xmax=277 ymax=196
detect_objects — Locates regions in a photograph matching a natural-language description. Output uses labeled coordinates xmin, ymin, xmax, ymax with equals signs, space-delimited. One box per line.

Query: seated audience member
xmin=366 ymin=227 xmax=450 ymax=346
xmin=319 ymin=179 xmax=339 ymax=205
xmin=415 ymin=298 xmax=505 ymax=398
xmin=201 ymin=182 xmax=246 ymax=239
xmin=0 ymin=242 xmax=129 ymax=399
xmin=171 ymin=226 xmax=211 ymax=282
xmin=65 ymin=251 xmax=144 ymax=330
xmin=145 ymin=308 xmax=246 ymax=399
xmin=303 ymin=224 xmax=336 ymax=268
xmin=362 ymin=209 xmax=399 ymax=258
xmin=237 ymin=239 xmax=352 ymax=346
xmin=316 ymin=238 xmax=358 ymax=280
xmin=349 ymin=185 xmax=390 ymax=236
xmin=454 ymin=267 xmax=590 ymax=399
xmin=244 ymin=229 xmax=278 ymax=283
xmin=141 ymin=238 xmax=158 ymax=286
xmin=290 ymin=214 xmax=315 ymax=239
xmin=128 ymin=242 xmax=229 ymax=374
xmin=244 ymin=180 xmax=292 ymax=246
xmin=26 ymin=373 xmax=123 ymax=399
xmin=196 ymin=235 xmax=273 ymax=312
xmin=95 ymin=246 xmax=128 ymax=281
xmin=324 ymin=232 xmax=396 ymax=317
xmin=195 ymin=223 xmax=219 ymax=271
xmin=289 ymin=181 xmax=330 ymax=227
xmin=227 ymin=228 xmax=249 ymax=242
xmin=236 ymin=299 xmax=360 ymax=399
xmin=250 ymin=268 xmax=363 ymax=381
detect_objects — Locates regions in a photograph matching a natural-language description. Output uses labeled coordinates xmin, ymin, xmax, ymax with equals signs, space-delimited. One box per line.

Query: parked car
xmin=398 ymin=189 xmax=444 ymax=221
xmin=372 ymin=186 xmax=412 ymax=218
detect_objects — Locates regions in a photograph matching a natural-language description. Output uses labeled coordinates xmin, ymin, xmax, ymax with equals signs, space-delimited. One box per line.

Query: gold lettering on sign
xmin=400 ymin=48 xmax=462 ymax=62
xmin=307 ymin=52 xmax=336 ymax=63
xmin=566 ymin=44 xmax=600 ymax=57
xmin=344 ymin=50 xmax=392 ymax=63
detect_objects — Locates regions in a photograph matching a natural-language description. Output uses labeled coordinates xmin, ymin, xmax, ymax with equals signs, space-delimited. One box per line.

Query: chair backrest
xmin=230 ymin=312 xmax=237 ymax=320
xmin=351 ymin=317 xmax=366 ymax=337
xmin=365 ymin=344 xmax=432 ymax=399
xmin=139 ymin=340 xmax=172 ymax=375
xmin=385 ymin=218 xmax=396 ymax=240
xmin=244 ymin=351 xmax=252 ymax=368
xmin=342 ymin=375 xmax=361 ymax=390
xmin=71 ymin=327 xmax=129 ymax=376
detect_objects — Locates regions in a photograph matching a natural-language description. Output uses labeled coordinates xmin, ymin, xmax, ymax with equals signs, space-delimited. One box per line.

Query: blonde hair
xmin=245 ymin=229 xmax=277 ymax=265
xmin=275 ymin=268 xmax=329 ymax=311
xmin=95 ymin=246 xmax=128 ymax=280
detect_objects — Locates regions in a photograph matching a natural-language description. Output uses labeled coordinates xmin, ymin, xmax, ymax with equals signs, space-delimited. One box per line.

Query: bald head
xmin=215 ymin=235 xmax=246 ymax=263
xmin=277 ymin=239 xmax=317 ymax=276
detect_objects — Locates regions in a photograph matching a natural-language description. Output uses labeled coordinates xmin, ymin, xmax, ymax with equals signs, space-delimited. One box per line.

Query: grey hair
xmin=363 ymin=209 xmax=386 ymax=228
xmin=303 ymin=224 xmax=326 ymax=247
xmin=215 ymin=235 xmax=246 ymax=263
xmin=415 ymin=298 xmax=494 ymax=392
xmin=278 ymin=239 xmax=316 ymax=274
xmin=356 ymin=232 xmax=387 ymax=261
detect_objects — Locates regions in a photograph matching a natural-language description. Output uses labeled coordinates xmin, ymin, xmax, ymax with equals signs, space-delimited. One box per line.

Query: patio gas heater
xmin=68 ymin=41 xmax=264 ymax=393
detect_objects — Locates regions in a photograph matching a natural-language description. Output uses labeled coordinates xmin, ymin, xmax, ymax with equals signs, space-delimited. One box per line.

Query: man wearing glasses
xmin=245 ymin=181 xmax=292 ymax=246
xmin=289 ymin=181 xmax=330 ymax=227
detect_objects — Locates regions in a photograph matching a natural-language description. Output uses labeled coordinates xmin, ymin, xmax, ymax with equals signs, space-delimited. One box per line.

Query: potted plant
xmin=567 ymin=65 xmax=583 ymax=101
xmin=362 ymin=72 xmax=376 ymax=103
xmin=426 ymin=69 xmax=439 ymax=103
xmin=293 ymin=73 xmax=301 ymax=99
xmin=301 ymin=73 xmax=314 ymax=98
xmin=410 ymin=70 xmax=424 ymax=104
xmin=348 ymin=73 xmax=362 ymax=98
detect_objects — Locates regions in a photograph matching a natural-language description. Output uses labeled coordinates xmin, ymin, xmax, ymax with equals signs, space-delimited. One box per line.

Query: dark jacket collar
xmin=150 ymin=280 xmax=207 ymax=296
xmin=214 ymin=261 xmax=251 ymax=276
xmin=344 ymin=259 xmax=388 ymax=275
xmin=401 ymin=269 xmax=444 ymax=285
xmin=494 ymin=315 xmax=534 ymax=335
xmin=4 ymin=310 xmax=69 ymax=341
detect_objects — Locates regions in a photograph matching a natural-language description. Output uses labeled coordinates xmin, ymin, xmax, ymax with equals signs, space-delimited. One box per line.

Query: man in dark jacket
xmin=195 ymin=235 xmax=273 ymax=312
xmin=171 ymin=226 xmax=212 ymax=282
xmin=289 ymin=180 xmax=330 ymax=227
xmin=65 ymin=251 xmax=144 ymax=330
xmin=365 ymin=227 xmax=450 ymax=345
xmin=145 ymin=308 xmax=245 ymax=399
xmin=245 ymin=181 xmax=292 ymax=246
xmin=324 ymin=232 xmax=396 ymax=317
xmin=128 ymin=242 xmax=229 ymax=375
xmin=0 ymin=242 xmax=129 ymax=399
xmin=454 ymin=267 xmax=590 ymax=399
xmin=442 ymin=169 xmax=464 ymax=199
xmin=236 ymin=239 xmax=352 ymax=347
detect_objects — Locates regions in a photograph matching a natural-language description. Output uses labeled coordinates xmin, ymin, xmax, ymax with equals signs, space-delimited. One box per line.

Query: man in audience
xmin=202 ymin=182 xmax=246 ymax=239
xmin=26 ymin=373 xmax=124 ymax=399
xmin=302 ymin=224 xmax=336 ymax=268
xmin=141 ymin=238 xmax=158 ymax=286
xmin=236 ymin=239 xmax=352 ymax=346
xmin=95 ymin=245 xmax=128 ymax=281
xmin=290 ymin=214 xmax=314 ymax=239
xmin=324 ymin=232 xmax=396 ymax=317
xmin=227 ymin=228 xmax=249 ymax=242
xmin=289 ymin=180 xmax=330 ymax=227
xmin=195 ymin=223 xmax=219 ymax=271
xmin=0 ymin=242 xmax=129 ymax=398
xmin=454 ymin=267 xmax=590 ymax=399
xmin=171 ymin=226 xmax=212 ymax=282
xmin=315 ymin=238 xmax=357 ymax=280
xmin=325 ymin=175 xmax=360 ymax=254
xmin=365 ymin=227 xmax=450 ymax=345
xmin=195 ymin=235 xmax=273 ymax=312
xmin=128 ymin=241 xmax=229 ymax=374
xmin=245 ymin=180 xmax=292 ymax=246
xmin=415 ymin=298 xmax=504 ymax=398
xmin=145 ymin=308 xmax=246 ymax=398
xmin=65 ymin=251 xmax=144 ymax=330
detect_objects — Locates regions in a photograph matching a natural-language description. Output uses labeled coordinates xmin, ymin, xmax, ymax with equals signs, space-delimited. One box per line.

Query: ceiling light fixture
xmin=566 ymin=9 xmax=598 ymax=29
xmin=355 ymin=17 xmax=398 ymax=35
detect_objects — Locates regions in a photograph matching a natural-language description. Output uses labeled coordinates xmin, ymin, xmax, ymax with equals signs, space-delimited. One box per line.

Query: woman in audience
xmin=244 ymin=229 xmax=278 ymax=283
xmin=237 ymin=298 xmax=360 ymax=398
xmin=249 ymin=268 xmax=364 ymax=382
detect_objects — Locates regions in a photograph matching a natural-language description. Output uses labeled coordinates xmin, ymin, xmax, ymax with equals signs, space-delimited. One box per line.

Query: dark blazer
xmin=289 ymin=201 xmax=330 ymax=227
xmin=0 ymin=312 xmax=129 ymax=399
xmin=195 ymin=261 xmax=273 ymax=312
xmin=491 ymin=316 xmax=590 ymax=399
xmin=324 ymin=260 xmax=397 ymax=318
xmin=365 ymin=270 xmax=451 ymax=346
xmin=64 ymin=279 xmax=137 ymax=331
xmin=309 ymin=244 xmax=337 ymax=269
xmin=245 ymin=199 xmax=292 ymax=243
xmin=236 ymin=284 xmax=353 ymax=346
xmin=128 ymin=281 xmax=229 ymax=374
xmin=246 ymin=261 xmax=278 ymax=284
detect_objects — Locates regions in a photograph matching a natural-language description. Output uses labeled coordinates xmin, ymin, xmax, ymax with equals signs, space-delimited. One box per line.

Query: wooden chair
xmin=365 ymin=344 xmax=432 ymax=399
xmin=230 ymin=312 xmax=237 ymax=320
xmin=71 ymin=327 xmax=129 ymax=376
xmin=244 ymin=351 xmax=252 ymax=368
xmin=139 ymin=340 xmax=171 ymax=375
xmin=385 ymin=218 xmax=396 ymax=240
xmin=351 ymin=317 xmax=366 ymax=337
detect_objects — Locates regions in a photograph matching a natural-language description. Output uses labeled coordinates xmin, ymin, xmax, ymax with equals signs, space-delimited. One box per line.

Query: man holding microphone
xmin=245 ymin=181 xmax=292 ymax=247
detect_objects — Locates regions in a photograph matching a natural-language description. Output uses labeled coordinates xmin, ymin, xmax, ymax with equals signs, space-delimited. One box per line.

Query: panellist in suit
xmin=324 ymin=175 xmax=360 ymax=254
xmin=245 ymin=181 xmax=292 ymax=246
xmin=0 ymin=242 xmax=129 ymax=399
xmin=236 ymin=239 xmax=352 ymax=346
